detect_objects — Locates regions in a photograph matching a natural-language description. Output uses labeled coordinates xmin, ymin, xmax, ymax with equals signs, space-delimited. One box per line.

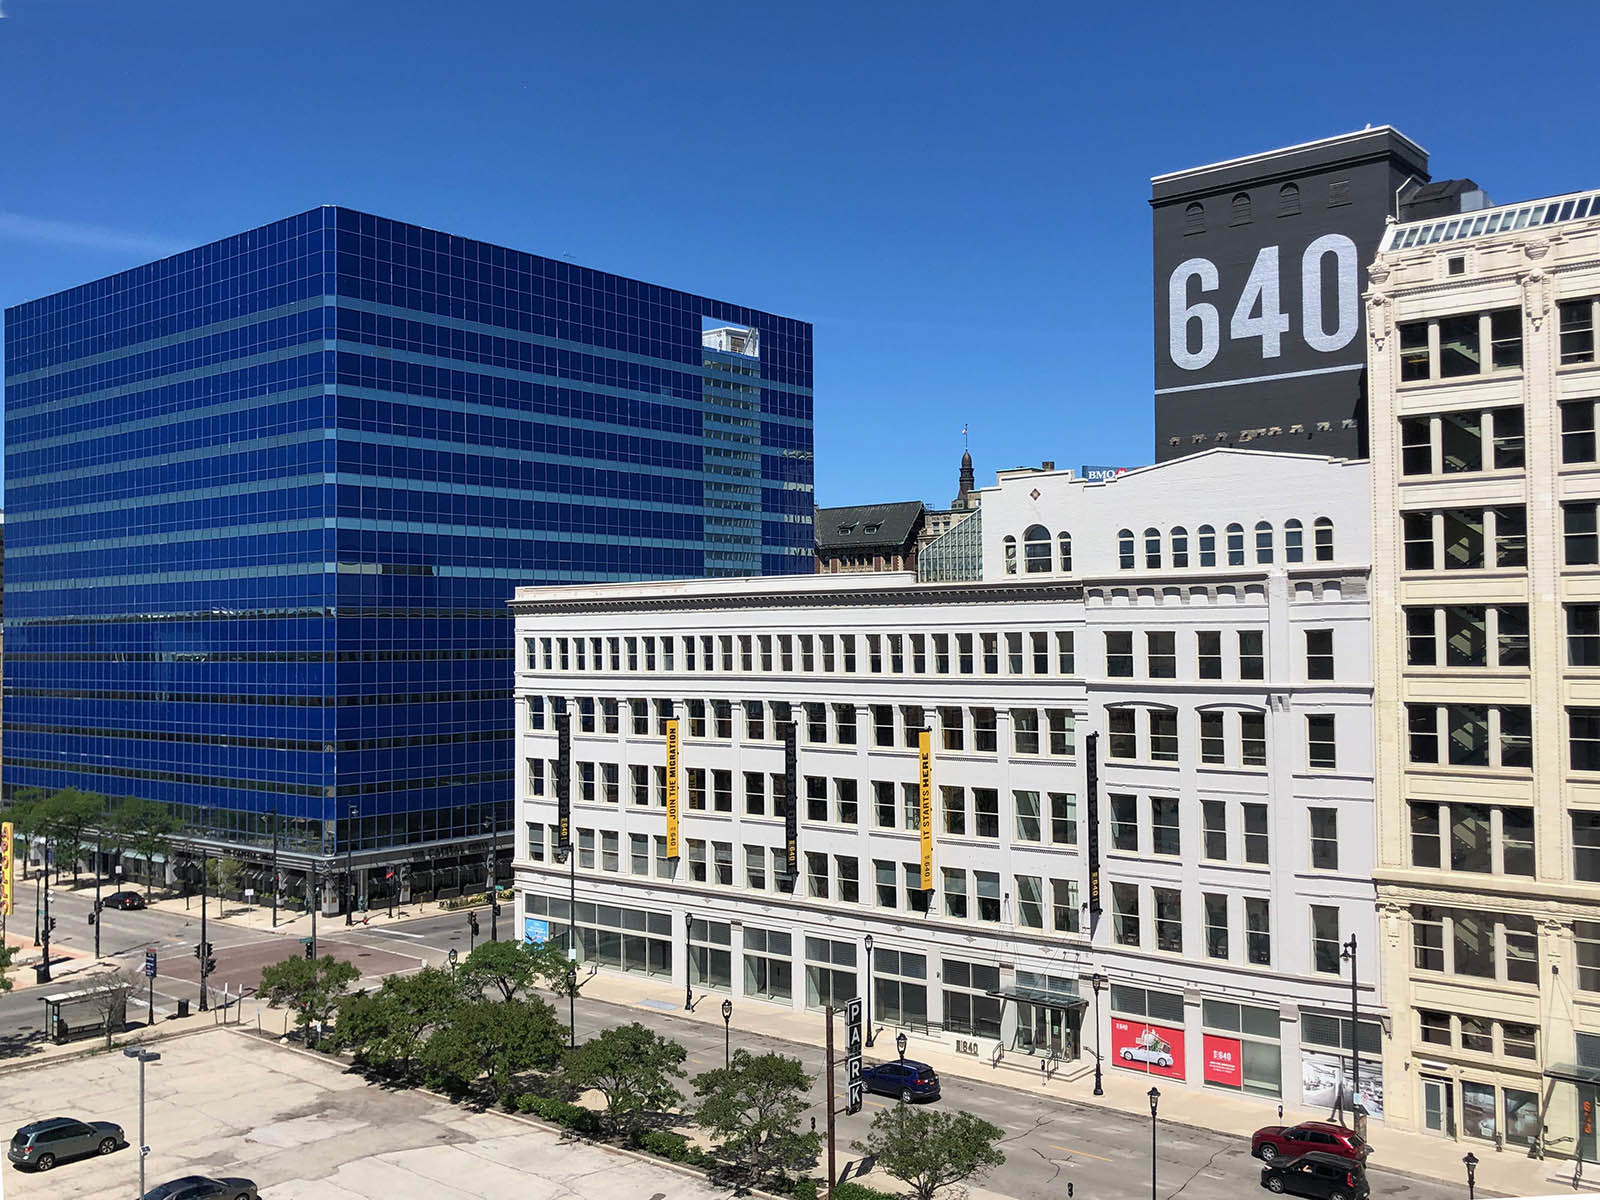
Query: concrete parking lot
xmin=0 ymin=1028 xmax=735 ymax=1200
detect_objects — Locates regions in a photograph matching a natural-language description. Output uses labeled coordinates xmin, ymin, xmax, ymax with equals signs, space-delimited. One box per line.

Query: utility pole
xmin=93 ymin=829 xmax=103 ymax=959
xmin=123 ymin=1048 xmax=160 ymax=1200
xmin=38 ymin=839 xmax=52 ymax=983
xmin=825 ymin=1006 xmax=837 ymax=1200
xmin=309 ymin=867 xmax=318 ymax=958
xmin=270 ymin=809 xmax=279 ymax=930
xmin=1343 ymin=932 xmax=1363 ymax=1137
xmin=345 ymin=802 xmax=357 ymax=925
xmin=198 ymin=835 xmax=209 ymax=1012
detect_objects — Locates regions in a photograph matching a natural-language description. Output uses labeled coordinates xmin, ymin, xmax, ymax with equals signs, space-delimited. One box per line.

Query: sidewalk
xmin=566 ymin=968 xmax=1589 ymax=1200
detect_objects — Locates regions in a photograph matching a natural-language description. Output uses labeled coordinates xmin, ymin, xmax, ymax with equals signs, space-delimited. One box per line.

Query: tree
xmin=5 ymin=789 xmax=47 ymax=880
xmin=562 ymin=1022 xmax=686 ymax=1139
xmin=328 ymin=966 xmax=460 ymax=1079
xmin=693 ymin=1050 xmax=819 ymax=1185
xmin=36 ymin=789 xmax=103 ymax=885
xmin=420 ymin=998 xmax=565 ymax=1100
xmin=110 ymin=798 xmax=180 ymax=898
xmin=457 ymin=939 xmax=569 ymax=1003
xmin=212 ymin=856 xmax=245 ymax=899
xmin=852 ymin=1107 xmax=1006 ymax=1200
xmin=82 ymin=967 xmax=140 ymax=1048
xmin=259 ymin=954 xmax=360 ymax=1043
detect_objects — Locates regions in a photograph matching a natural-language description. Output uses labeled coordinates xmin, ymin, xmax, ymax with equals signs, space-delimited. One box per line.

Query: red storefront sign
xmin=1202 ymin=1034 xmax=1242 ymax=1088
xmin=1110 ymin=1017 xmax=1186 ymax=1080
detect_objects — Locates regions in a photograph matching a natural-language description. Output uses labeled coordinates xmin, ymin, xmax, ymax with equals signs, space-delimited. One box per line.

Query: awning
xmin=987 ymin=985 xmax=1088 ymax=1011
xmin=1545 ymin=1063 xmax=1600 ymax=1086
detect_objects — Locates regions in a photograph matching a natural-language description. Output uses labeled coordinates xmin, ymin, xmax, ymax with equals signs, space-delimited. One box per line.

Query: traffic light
xmin=304 ymin=940 xmax=315 ymax=960
xmin=468 ymin=912 xmax=479 ymax=935
xmin=93 ymin=898 xmax=103 ymax=914
xmin=204 ymin=956 xmax=217 ymax=976
xmin=491 ymin=902 xmax=501 ymax=917
xmin=194 ymin=940 xmax=213 ymax=963
xmin=87 ymin=912 xmax=95 ymax=926
xmin=48 ymin=917 xmax=56 ymax=932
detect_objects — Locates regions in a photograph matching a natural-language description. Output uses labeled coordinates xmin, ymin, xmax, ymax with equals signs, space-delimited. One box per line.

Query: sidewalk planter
xmin=513 ymin=1094 xmax=602 ymax=1136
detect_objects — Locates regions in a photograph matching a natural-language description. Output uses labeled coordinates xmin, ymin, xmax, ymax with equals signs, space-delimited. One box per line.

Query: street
xmin=1 ymin=888 xmax=1470 ymax=1200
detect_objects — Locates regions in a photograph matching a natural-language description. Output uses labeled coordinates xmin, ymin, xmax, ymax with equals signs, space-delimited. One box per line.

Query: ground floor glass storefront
xmin=521 ymin=892 xmax=673 ymax=977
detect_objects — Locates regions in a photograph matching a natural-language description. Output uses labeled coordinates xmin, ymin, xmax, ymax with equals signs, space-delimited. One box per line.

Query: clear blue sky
xmin=2 ymin=0 xmax=1596 ymax=508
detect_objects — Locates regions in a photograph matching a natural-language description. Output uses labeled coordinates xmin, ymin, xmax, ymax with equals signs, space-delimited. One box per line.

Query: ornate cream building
xmin=1369 ymin=189 xmax=1600 ymax=1156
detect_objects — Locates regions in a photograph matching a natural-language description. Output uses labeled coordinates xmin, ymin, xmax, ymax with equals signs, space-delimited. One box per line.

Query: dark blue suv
xmin=861 ymin=1060 xmax=941 ymax=1102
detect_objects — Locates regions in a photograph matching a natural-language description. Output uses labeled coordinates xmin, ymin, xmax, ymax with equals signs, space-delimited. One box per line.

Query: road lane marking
xmin=362 ymin=927 xmax=427 ymax=939
xmin=1048 ymin=1142 xmax=1114 ymax=1163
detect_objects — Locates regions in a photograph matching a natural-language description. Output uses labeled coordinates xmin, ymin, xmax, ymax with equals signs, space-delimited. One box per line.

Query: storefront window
xmin=942 ymin=958 xmax=1001 ymax=1039
xmin=1202 ymin=1000 xmax=1282 ymax=1098
xmin=1503 ymin=1086 xmax=1541 ymax=1148
xmin=873 ymin=948 xmax=929 ymax=1031
xmin=743 ymin=927 xmax=793 ymax=1003
xmin=1462 ymin=1080 xmax=1498 ymax=1142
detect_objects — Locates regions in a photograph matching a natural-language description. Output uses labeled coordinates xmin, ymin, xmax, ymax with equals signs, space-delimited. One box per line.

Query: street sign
xmin=144 ymin=949 xmax=157 ymax=979
xmin=845 ymin=997 xmax=864 ymax=1115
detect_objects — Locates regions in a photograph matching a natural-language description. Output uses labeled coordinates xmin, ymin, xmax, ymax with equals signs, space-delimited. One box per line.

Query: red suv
xmin=1251 ymin=1121 xmax=1370 ymax=1163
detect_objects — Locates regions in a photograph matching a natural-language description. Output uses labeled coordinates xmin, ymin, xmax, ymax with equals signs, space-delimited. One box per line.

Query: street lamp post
xmin=1463 ymin=1151 xmax=1479 ymax=1200
xmin=722 ymin=998 xmax=733 ymax=1069
xmin=1090 ymin=972 xmax=1106 ymax=1097
xmin=484 ymin=815 xmax=499 ymax=942
xmin=555 ymin=843 xmax=576 ymax=1047
xmin=197 ymin=812 xmax=210 ymax=1012
xmin=344 ymin=802 xmax=357 ymax=925
xmin=1148 ymin=1087 xmax=1161 ymax=1200
xmin=684 ymin=911 xmax=695 ymax=1011
xmin=93 ymin=829 xmax=103 ymax=959
xmin=1341 ymin=934 xmax=1362 ymax=1127
xmin=566 ymin=963 xmax=577 ymax=1050
xmin=123 ymin=1047 xmax=161 ymax=1200
xmin=38 ymin=842 xmax=52 ymax=983
xmin=309 ymin=866 xmax=318 ymax=959
xmin=270 ymin=808 xmax=279 ymax=930
xmin=864 ymin=933 xmax=875 ymax=1047
xmin=896 ymin=1031 xmax=907 ymax=1062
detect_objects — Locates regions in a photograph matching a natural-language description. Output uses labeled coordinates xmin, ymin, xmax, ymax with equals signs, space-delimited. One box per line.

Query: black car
xmin=9 ymin=1116 xmax=125 ymax=1170
xmin=860 ymin=1060 xmax=941 ymax=1102
xmin=1260 ymin=1151 xmax=1370 ymax=1200
xmin=103 ymin=890 xmax=147 ymax=911
xmin=142 ymin=1175 xmax=259 ymax=1200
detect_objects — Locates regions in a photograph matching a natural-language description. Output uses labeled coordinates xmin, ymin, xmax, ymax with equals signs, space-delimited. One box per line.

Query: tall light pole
xmin=864 ymin=933 xmax=875 ymax=1047
xmin=1090 ymin=972 xmax=1106 ymax=1097
xmin=555 ymin=842 xmax=576 ymax=1046
xmin=344 ymin=802 xmax=357 ymax=925
xmin=37 ymin=837 xmax=52 ymax=983
xmin=1341 ymin=934 xmax=1361 ymax=1119
xmin=1463 ymin=1151 xmax=1479 ymax=1200
xmin=269 ymin=808 xmax=279 ymax=930
xmin=684 ymin=911 xmax=695 ymax=1011
xmin=198 ymin=810 xmax=210 ymax=1012
xmin=93 ymin=829 xmax=103 ymax=959
xmin=722 ymin=998 xmax=733 ymax=1069
xmin=1148 ymin=1087 xmax=1161 ymax=1200
xmin=484 ymin=814 xmax=498 ymax=942
xmin=123 ymin=1047 xmax=161 ymax=1200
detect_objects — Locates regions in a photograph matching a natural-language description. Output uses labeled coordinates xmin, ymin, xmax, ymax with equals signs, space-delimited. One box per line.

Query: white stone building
xmin=512 ymin=448 xmax=1381 ymax=1110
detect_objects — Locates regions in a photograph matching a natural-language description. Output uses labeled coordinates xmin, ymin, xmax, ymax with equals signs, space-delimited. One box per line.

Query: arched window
xmin=1118 ymin=529 xmax=1135 ymax=570
xmin=1198 ymin=525 xmax=1217 ymax=568
xmin=1058 ymin=531 xmax=1073 ymax=573
xmin=1024 ymin=524 xmax=1051 ymax=573
xmin=1255 ymin=520 xmax=1274 ymax=564
xmin=1226 ymin=523 xmax=1246 ymax=566
xmin=1184 ymin=202 xmax=1205 ymax=235
xmin=1314 ymin=517 xmax=1335 ymax=562
xmin=1144 ymin=528 xmax=1162 ymax=570
xmin=1170 ymin=526 xmax=1189 ymax=568
xmin=1284 ymin=519 xmax=1304 ymax=563
xmin=1231 ymin=192 xmax=1252 ymax=225
xmin=1279 ymin=182 xmax=1301 ymax=217
xmin=1003 ymin=536 xmax=1018 ymax=575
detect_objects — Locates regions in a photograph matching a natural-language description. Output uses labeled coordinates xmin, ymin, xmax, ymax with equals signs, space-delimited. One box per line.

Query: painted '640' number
xmin=1168 ymin=234 xmax=1360 ymax=370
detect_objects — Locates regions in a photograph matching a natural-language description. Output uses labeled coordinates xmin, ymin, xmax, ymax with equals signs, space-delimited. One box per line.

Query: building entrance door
xmin=1015 ymin=1003 xmax=1077 ymax=1059
xmin=1422 ymin=1076 xmax=1456 ymax=1137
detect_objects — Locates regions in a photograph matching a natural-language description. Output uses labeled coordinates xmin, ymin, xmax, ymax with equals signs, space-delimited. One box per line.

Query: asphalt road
xmin=1 ymin=892 xmax=1465 ymax=1200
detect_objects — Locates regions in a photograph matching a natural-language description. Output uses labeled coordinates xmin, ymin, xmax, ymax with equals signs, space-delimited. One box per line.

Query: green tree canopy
xmin=420 ymin=997 xmax=564 ymax=1100
xmin=457 ymin=938 xmax=570 ymax=1003
xmin=852 ymin=1107 xmax=1006 ymax=1200
xmin=693 ymin=1050 xmax=819 ymax=1185
xmin=562 ymin=1021 xmax=686 ymax=1139
xmin=328 ymin=966 xmax=460 ymax=1078
xmin=36 ymin=789 xmax=105 ymax=883
xmin=109 ymin=797 xmax=180 ymax=897
xmin=259 ymin=954 xmax=360 ymax=1041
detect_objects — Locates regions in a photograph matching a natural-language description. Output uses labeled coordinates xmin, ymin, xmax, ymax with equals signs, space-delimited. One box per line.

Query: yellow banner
xmin=918 ymin=731 xmax=933 ymax=890
xmin=665 ymin=718 xmax=680 ymax=859
xmin=1 ymin=821 xmax=13 ymax=917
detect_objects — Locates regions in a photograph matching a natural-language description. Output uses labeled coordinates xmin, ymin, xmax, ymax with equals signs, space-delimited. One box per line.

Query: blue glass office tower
xmin=3 ymin=207 xmax=813 ymax=898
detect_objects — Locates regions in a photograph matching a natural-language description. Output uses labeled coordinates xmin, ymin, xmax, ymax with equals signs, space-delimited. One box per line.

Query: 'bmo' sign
xmin=1081 ymin=465 xmax=1131 ymax=482
xmin=1150 ymin=127 xmax=1432 ymax=462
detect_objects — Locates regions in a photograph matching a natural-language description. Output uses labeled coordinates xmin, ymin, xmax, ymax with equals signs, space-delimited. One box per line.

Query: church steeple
xmin=954 ymin=447 xmax=975 ymax=511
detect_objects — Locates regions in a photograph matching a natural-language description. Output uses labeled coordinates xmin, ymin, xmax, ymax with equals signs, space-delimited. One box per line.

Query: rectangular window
xmin=1495 ymin=505 xmax=1527 ymax=567
xmin=1577 ymin=922 xmax=1600 ymax=992
xmin=939 ymin=707 xmax=964 ymax=751
xmin=1153 ymin=888 xmax=1183 ymax=953
xmin=1440 ymin=313 xmax=1482 ymax=377
xmin=1411 ymin=802 xmax=1441 ymax=867
xmin=1418 ymin=1010 xmax=1452 ymax=1046
xmin=1197 ymin=630 xmax=1222 ymax=679
xmin=1112 ymin=882 xmax=1140 ymax=947
xmin=1240 ymin=711 xmax=1266 ymax=767
xmin=1490 ymin=308 xmax=1523 ymax=370
xmin=1202 ymin=800 xmax=1227 ymax=861
xmin=943 ymin=868 xmax=967 ymax=919
xmin=1440 ymin=409 xmax=1484 ymax=472
xmin=1568 ymin=503 xmax=1600 ymax=566
xmin=835 ymin=779 xmax=859 ymax=826
xmin=1574 ymin=812 xmax=1600 ymax=882
xmin=1204 ymin=893 xmax=1229 ymax=959
xmin=1401 ymin=416 xmax=1432 ymax=475
xmin=1305 ymin=629 xmax=1334 ymax=680
xmin=1111 ymin=793 xmax=1139 ymax=852
xmin=1243 ymin=803 xmax=1268 ymax=864
xmin=806 ymin=852 xmax=829 ymax=899
xmin=601 ymin=831 xmax=619 ymax=872
xmin=1572 ymin=708 xmax=1600 ymax=772
xmin=1049 ymin=793 xmax=1077 ymax=845
xmin=1200 ymin=711 xmax=1225 ymax=764
xmin=1151 ymin=796 xmax=1180 ymax=856
xmin=1307 ymin=714 xmax=1337 ymax=770
xmin=873 ymin=781 xmax=896 ymax=830
xmin=1493 ymin=407 xmax=1526 ymax=470
xmin=1564 ymin=398 xmax=1599 ymax=463
xmin=1406 ymin=608 xmax=1437 ymax=665
xmin=1108 ymin=708 xmax=1136 ymax=759
xmin=875 ymin=860 xmax=897 ymax=908
xmin=685 ymin=837 xmax=705 ymax=882
xmin=973 ymin=708 xmax=997 ymax=753
xmin=1570 ymin=605 xmax=1600 ymax=667
xmin=1106 ymin=631 xmax=1134 ymax=677
xmin=744 ymin=772 xmax=766 ymax=816
xmin=1016 ymin=875 xmax=1044 ymax=929
xmin=1147 ymin=631 xmax=1176 ymax=679
xmin=1245 ymin=897 xmax=1271 ymax=966
xmin=973 ymin=788 xmax=1000 ymax=839
xmin=1238 ymin=630 xmax=1264 ymax=680
xmin=1031 ymin=631 xmax=1050 ymax=675
xmin=1443 ymin=508 xmax=1485 ymax=569
xmin=1150 ymin=711 xmax=1179 ymax=762
xmin=1014 ymin=791 xmax=1042 ymax=843
xmin=1046 ymin=709 xmax=1073 ymax=756
xmin=805 ymin=776 xmax=828 ymax=823
xmin=1311 ymin=906 xmax=1341 ymax=974
xmin=975 ymin=870 xmax=1001 ymax=922
xmin=942 ymin=786 xmax=966 ymax=836
xmin=1057 ymin=631 xmax=1075 ymax=674
xmin=1051 ymin=879 xmax=1080 ymax=933
xmin=834 ymin=704 xmax=857 ymax=745
xmin=1012 ymin=708 xmax=1040 ymax=756
xmin=981 ymin=632 xmax=999 ymax=675
xmin=942 ymin=959 xmax=1001 ymax=1038
xmin=1309 ymin=808 xmax=1339 ymax=870
xmin=1006 ymin=631 xmax=1024 ymax=675
xmin=1561 ymin=299 xmax=1599 ymax=365
xmin=1403 ymin=510 xmax=1435 ymax=570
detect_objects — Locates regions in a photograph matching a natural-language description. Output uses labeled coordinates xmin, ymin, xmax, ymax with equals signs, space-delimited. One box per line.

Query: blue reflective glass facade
xmin=3 ymin=206 xmax=814 ymax=861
